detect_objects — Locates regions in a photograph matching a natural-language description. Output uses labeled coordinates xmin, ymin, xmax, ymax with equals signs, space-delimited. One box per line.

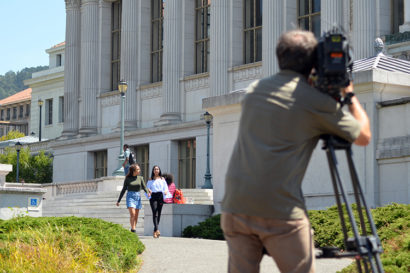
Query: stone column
xmin=62 ymin=0 xmax=81 ymax=137
xmin=121 ymin=0 xmax=139 ymax=128
xmin=79 ymin=0 xmax=99 ymax=135
xmin=158 ymin=0 xmax=182 ymax=125
xmin=352 ymin=0 xmax=377 ymax=59
xmin=321 ymin=0 xmax=343 ymax=33
xmin=210 ymin=1 xmax=229 ymax=96
xmin=262 ymin=0 xmax=285 ymax=77
xmin=400 ymin=0 xmax=410 ymax=32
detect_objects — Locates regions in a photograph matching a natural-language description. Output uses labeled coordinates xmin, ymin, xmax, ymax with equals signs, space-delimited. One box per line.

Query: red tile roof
xmin=0 ymin=88 xmax=32 ymax=106
xmin=52 ymin=41 xmax=65 ymax=48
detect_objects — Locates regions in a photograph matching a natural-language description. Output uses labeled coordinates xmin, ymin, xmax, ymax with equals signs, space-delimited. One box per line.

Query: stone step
xmin=42 ymin=188 xmax=213 ymax=236
xmin=50 ymin=189 xmax=213 ymax=200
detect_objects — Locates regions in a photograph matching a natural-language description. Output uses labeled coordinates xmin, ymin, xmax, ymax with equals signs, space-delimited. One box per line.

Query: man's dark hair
xmin=276 ymin=30 xmax=318 ymax=76
xmin=124 ymin=144 xmax=129 ymax=149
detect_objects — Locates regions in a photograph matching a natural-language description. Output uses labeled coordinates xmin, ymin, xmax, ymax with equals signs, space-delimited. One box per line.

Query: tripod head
xmin=320 ymin=135 xmax=352 ymax=150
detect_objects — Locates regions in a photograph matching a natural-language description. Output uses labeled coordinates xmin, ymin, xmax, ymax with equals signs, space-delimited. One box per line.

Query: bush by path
xmin=0 ymin=216 xmax=145 ymax=272
xmin=183 ymin=203 xmax=410 ymax=273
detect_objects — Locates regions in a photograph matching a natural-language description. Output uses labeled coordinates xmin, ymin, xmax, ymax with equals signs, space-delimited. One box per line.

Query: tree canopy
xmin=0 ymin=130 xmax=25 ymax=141
xmin=0 ymin=66 xmax=48 ymax=99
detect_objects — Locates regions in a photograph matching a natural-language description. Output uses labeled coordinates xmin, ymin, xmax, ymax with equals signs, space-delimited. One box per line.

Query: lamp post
xmin=38 ymin=99 xmax=43 ymax=141
xmin=112 ymin=80 xmax=128 ymax=176
xmin=15 ymin=141 xmax=22 ymax=183
xmin=202 ymin=111 xmax=213 ymax=189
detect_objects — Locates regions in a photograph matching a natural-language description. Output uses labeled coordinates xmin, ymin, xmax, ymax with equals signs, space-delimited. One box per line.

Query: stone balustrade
xmin=41 ymin=176 xmax=124 ymax=200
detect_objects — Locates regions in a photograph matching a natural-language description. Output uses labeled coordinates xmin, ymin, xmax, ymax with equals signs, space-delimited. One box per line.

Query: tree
xmin=0 ymin=66 xmax=48 ymax=99
xmin=0 ymin=130 xmax=25 ymax=141
xmin=0 ymin=147 xmax=53 ymax=183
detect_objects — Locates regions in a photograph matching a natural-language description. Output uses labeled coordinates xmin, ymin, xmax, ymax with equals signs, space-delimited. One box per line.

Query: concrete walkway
xmin=138 ymin=236 xmax=354 ymax=273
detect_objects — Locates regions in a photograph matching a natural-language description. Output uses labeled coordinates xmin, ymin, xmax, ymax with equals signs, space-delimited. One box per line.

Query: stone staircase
xmin=42 ymin=189 xmax=213 ymax=235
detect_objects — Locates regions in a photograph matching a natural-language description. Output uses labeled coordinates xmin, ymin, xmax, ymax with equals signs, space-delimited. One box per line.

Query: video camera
xmin=313 ymin=28 xmax=353 ymax=103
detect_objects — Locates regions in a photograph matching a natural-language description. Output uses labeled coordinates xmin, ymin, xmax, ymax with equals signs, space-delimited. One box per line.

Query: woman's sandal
xmin=153 ymin=231 xmax=158 ymax=238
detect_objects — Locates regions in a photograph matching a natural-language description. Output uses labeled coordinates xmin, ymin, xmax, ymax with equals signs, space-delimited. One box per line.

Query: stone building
xmin=0 ymin=88 xmax=31 ymax=137
xmin=25 ymin=42 xmax=65 ymax=141
xmin=52 ymin=1 xmax=410 ymax=210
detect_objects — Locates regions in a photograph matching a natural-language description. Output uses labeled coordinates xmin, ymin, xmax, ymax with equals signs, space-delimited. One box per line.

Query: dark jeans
xmin=150 ymin=192 xmax=164 ymax=231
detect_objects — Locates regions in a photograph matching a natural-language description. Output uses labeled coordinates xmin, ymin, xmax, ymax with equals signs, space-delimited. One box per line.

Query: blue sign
xmin=30 ymin=198 xmax=38 ymax=206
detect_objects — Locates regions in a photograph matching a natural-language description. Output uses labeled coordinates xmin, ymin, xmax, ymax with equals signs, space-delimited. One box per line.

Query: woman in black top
xmin=116 ymin=164 xmax=151 ymax=233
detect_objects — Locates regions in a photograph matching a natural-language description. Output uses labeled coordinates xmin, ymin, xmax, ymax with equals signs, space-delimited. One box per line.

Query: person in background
xmin=163 ymin=173 xmax=176 ymax=204
xmin=122 ymin=144 xmax=131 ymax=175
xmin=146 ymin=165 xmax=169 ymax=238
xmin=116 ymin=164 xmax=151 ymax=233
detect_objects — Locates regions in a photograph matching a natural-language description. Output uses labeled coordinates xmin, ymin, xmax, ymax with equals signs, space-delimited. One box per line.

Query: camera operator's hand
xmin=341 ymin=81 xmax=354 ymax=96
xmin=342 ymin=82 xmax=371 ymax=146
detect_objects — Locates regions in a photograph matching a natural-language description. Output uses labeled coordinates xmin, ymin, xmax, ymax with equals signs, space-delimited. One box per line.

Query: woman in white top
xmin=146 ymin=165 xmax=169 ymax=238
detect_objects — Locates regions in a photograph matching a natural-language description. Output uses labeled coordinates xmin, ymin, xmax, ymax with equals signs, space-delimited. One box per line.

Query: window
xmin=178 ymin=139 xmax=196 ymax=188
xmin=111 ymin=0 xmax=121 ymax=91
xmin=45 ymin=99 xmax=53 ymax=125
xmin=298 ymin=0 xmax=321 ymax=37
xmin=195 ymin=0 xmax=211 ymax=73
xmin=392 ymin=0 xmax=404 ymax=33
xmin=244 ymin=0 xmax=262 ymax=64
xmin=151 ymin=0 xmax=164 ymax=82
xmin=134 ymin=145 xmax=150 ymax=182
xmin=59 ymin=96 xmax=64 ymax=123
xmin=0 ymin=110 xmax=3 ymax=121
xmin=19 ymin=106 xmax=23 ymax=118
xmin=56 ymin=54 xmax=62 ymax=67
xmin=6 ymin=109 xmax=10 ymax=120
xmin=26 ymin=104 xmax=30 ymax=117
xmin=12 ymin=107 xmax=17 ymax=119
xmin=94 ymin=150 xmax=107 ymax=178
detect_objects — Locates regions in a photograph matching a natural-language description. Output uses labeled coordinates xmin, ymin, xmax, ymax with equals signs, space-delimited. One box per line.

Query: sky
xmin=0 ymin=0 xmax=66 ymax=75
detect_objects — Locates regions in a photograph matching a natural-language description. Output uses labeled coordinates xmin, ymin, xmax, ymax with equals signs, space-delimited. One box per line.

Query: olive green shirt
xmin=221 ymin=70 xmax=361 ymax=220
xmin=117 ymin=175 xmax=148 ymax=203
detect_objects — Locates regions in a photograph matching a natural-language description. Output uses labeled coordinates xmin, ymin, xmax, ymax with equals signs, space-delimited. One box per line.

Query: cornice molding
xmin=100 ymin=92 xmax=121 ymax=107
xmin=184 ymin=75 xmax=209 ymax=92
xmin=232 ymin=63 xmax=262 ymax=82
xmin=140 ymin=84 xmax=162 ymax=100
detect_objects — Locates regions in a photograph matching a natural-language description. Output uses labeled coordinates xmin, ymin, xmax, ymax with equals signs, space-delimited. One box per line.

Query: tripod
xmin=317 ymin=135 xmax=384 ymax=273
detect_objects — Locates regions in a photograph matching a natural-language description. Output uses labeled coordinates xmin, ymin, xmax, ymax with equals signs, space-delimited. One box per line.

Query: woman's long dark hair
xmin=150 ymin=165 xmax=162 ymax=180
xmin=163 ymin=173 xmax=174 ymax=186
xmin=126 ymin=164 xmax=139 ymax=178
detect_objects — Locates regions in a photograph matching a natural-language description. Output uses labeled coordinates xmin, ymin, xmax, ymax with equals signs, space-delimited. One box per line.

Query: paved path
xmin=138 ymin=236 xmax=353 ymax=273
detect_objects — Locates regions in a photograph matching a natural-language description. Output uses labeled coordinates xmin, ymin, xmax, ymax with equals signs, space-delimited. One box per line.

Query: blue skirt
xmin=126 ymin=191 xmax=142 ymax=209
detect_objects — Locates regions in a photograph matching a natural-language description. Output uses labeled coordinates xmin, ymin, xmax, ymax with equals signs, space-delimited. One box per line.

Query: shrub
xmin=0 ymin=147 xmax=52 ymax=183
xmin=0 ymin=216 xmax=145 ymax=272
xmin=182 ymin=204 xmax=410 ymax=273
xmin=0 ymin=130 xmax=24 ymax=141
xmin=182 ymin=214 xmax=224 ymax=240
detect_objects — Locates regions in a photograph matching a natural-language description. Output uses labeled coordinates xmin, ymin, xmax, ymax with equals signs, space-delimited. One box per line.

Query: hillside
xmin=0 ymin=66 xmax=48 ymax=99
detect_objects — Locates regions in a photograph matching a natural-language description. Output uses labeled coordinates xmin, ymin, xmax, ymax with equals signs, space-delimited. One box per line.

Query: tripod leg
xmin=345 ymin=149 xmax=385 ymax=273
xmin=325 ymin=148 xmax=349 ymax=245
xmin=345 ymin=149 xmax=368 ymax=237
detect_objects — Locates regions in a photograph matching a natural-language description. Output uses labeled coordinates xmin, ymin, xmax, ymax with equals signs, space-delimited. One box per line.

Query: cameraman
xmin=221 ymin=30 xmax=370 ymax=273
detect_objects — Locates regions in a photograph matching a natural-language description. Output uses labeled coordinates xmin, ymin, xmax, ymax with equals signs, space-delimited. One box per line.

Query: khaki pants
xmin=221 ymin=212 xmax=315 ymax=273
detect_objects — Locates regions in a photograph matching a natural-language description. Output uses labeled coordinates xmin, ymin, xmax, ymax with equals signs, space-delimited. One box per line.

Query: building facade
xmin=0 ymin=88 xmax=31 ymax=137
xmin=25 ymin=42 xmax=65 ymax=141
xmin=53 ymin=0 xmax=410 ymax=207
